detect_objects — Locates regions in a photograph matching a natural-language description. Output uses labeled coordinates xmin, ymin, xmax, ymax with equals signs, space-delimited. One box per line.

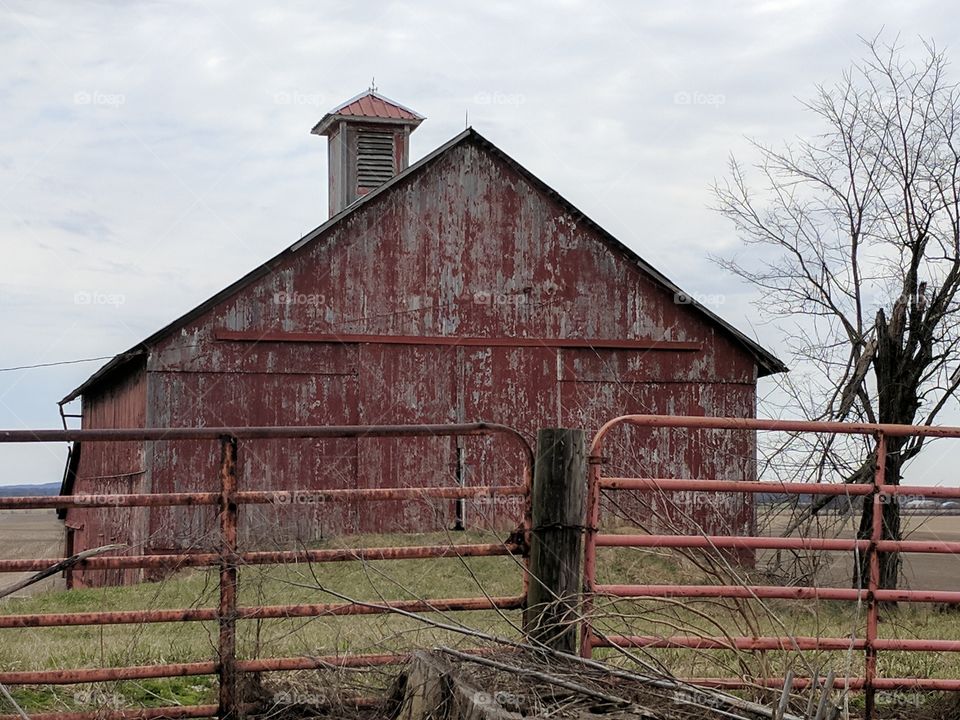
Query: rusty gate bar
xmin=600 ymin=477 xmax=874 ymax=495
xmin=864 ymin=432 xmax=885 ymax=717
xmin=0 ymin=485 xmax=528 ymax=511
xmin=0 ymin=595 xmax=527 ymax=631
xmin=591 ymin=583 xmax=960 ymax=603
xmin=217 ymin=436 xmax=239 ymax=720
xmin=599 ymin=476 xmax=960 ymax=498
xmin=0 ymin=421 xmax=533 ymax=444
xmin=580 ymin=414 xmax=960 ymax=716
xmin=0 ymin=541 xmax=522 ymax=573
xmin=0 ymin=706 xmax=225 ymax=720
xmin=0 ymin=647 xmax=518 ymax=687
xmin=0 ymin=662 xmax=220 ymax=685
xmin=0 ymin=486 xmax=527 ymax=510
xmin=0 ymin=422 xmax=533 ymax=720
xmin=577 ymin=414 xmax=960 ymax=438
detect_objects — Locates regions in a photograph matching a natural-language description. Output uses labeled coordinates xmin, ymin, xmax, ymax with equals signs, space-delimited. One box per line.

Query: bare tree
xmin=714 ymin=36 xmax=960 ymax=590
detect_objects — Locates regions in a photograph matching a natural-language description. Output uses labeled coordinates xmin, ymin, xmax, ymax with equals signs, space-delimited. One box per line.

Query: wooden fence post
xmin=524 ymin=428 xmax=588 ymax=653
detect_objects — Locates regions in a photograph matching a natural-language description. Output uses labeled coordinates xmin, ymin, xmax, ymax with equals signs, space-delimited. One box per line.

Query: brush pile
xmin=254 ymin=648 xmax=812 ymax=720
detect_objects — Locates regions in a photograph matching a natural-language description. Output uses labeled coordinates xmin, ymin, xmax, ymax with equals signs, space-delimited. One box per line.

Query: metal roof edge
xmin=63 ymin=129 xmax=477 ymax=403
xmin=60 ymin=350 xmax=148 ymax=404
xmin=311 ymin=113 xmax=423 ymax=136
xmin=462 ymin=130 xmax=788 ymax=377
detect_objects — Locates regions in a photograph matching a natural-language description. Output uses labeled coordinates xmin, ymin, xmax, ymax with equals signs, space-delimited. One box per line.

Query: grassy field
xmin=1 ymin=520 xmax=531 ymax=713
xmin=0 ymin=510 xmax=66 ymax=597
xmin=2 ymin=510 xmax=960 ymax=714
xmin=761 ymin=509 xmax=960 ymax=591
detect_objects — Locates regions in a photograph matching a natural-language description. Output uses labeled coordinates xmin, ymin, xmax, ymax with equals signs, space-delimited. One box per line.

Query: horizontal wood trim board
xmin=559 ymin=379 xmax=756 ymax=387
xmin=213 ymin=330 xmax=701 ymax=352
xmin=149 ymin=369 xmax=359 ymax=377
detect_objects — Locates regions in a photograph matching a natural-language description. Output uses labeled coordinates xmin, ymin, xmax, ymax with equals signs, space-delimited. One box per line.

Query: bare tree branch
xmin=714 ymin=36 xmax=960 ymax=589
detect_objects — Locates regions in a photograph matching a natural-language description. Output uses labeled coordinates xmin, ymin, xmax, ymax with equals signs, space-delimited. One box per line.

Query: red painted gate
xmin=0 ymin=423 xmax=532 ymax=720
xmin=581 ymin=414 xmax=960 ymax=719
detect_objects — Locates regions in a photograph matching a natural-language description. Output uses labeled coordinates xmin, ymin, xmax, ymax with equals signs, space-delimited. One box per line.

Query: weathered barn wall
xmin=65 ymin=359 xmax=148 ymax=587
xmin=145 ymin=343 xmax=360 ymax=550
xmin=129 ymin=135 xmax=759 ymax=556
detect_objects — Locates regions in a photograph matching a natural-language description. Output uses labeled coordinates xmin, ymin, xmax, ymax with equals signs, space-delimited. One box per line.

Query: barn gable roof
xmin=61 ymin=128 xmax=785 ymax=404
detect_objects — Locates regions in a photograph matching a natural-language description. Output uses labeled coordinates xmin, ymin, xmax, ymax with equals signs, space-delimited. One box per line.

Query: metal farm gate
xmin=5 ymin=416 xmax=960 ymax=720
xmin=581 ymin=414 xmax=960 ymax=719
xmin=0 ymin=423 xmax=532 ymax=720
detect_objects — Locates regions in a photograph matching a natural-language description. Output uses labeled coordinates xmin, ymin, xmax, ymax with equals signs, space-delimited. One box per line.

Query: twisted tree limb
xmin=0 ymin=543 xmax=125 ymax=601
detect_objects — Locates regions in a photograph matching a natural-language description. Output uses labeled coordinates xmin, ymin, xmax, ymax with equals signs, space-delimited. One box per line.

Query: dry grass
xmin=3 ymin=514 xmax=960 ymax=715
xmin=1 ymin=528 xmax=525 ymax=712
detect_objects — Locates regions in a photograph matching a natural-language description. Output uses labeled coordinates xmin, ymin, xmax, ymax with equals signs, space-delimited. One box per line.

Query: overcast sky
xmin=1 ymin=1 xmax=959 ymax=487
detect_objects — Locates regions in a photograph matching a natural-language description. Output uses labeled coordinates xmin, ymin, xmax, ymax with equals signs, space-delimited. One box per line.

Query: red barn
xmin=58 ymin=91 xmax=785 ymax=587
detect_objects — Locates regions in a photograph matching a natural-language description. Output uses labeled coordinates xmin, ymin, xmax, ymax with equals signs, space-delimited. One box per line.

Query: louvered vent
xmin=357 ymin=131 xmax=395 ymax=189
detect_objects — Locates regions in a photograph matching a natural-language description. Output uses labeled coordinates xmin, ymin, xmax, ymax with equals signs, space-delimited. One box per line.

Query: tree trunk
xmin=853 ymin=448 xmax=902 ymax=590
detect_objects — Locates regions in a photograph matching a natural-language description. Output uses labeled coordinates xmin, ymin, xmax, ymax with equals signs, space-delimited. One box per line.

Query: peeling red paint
xmin=66 ymin=136 xmax=763 ymax=587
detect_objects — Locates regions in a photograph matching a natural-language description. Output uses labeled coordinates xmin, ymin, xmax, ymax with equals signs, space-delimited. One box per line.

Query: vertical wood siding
xmin=76 ymin=136 xmax=760 ymax=582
